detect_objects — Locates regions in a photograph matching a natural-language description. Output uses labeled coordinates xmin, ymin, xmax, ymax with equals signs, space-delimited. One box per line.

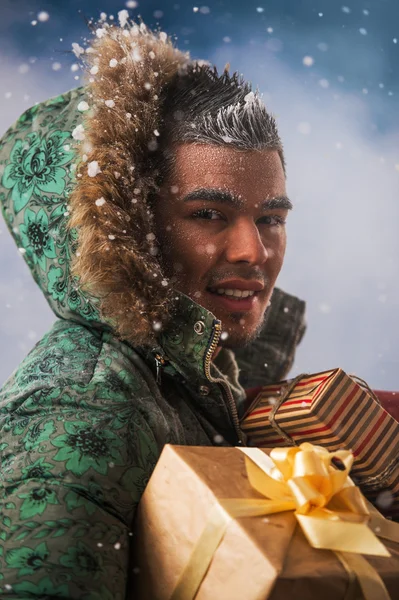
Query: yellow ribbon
xmin=232 ymin=444 xmax=389 ymax=556
xmin=170 ymin=443 xmax=396 ymax=600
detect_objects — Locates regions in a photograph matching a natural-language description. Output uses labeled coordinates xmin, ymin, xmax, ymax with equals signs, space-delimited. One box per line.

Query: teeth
xmin=214 ymin=288 xmax=255 ymax=298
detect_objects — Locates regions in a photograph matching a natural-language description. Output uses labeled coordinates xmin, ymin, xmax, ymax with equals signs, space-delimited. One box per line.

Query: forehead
xmin=169 ymin=143 xmax=286 ymax=199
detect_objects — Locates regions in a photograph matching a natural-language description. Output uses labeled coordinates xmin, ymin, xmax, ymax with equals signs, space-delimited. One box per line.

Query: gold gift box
xmin=130 ymin=445 xmax=399 ymax=600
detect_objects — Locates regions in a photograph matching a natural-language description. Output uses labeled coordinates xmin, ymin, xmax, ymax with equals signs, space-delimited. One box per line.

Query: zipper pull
xmin=154 ymin=353 xmax=165 ymax=385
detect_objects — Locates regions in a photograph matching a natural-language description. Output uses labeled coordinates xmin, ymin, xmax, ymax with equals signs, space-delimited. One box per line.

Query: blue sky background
xmin=1 ymin=0 xmax=398 ymax=388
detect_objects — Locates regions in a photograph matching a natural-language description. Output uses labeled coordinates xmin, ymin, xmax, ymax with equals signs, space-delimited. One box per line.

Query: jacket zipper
xmin=154 ymin=353 xmax=167 ymax=384
xmin=204 ymin=320 xmax=246 ymax=446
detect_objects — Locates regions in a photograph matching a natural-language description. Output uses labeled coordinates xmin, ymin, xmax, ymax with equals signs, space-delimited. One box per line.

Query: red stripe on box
xmin=352 ymin=411 xmax=387 ymax=457
xmin=295 ymin=375 xmax=330 ymax=387
xmin=250 ymin=398 xmax=313 ymax=418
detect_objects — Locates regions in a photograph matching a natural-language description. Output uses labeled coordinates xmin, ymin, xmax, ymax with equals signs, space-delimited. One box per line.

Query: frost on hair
xmin=157 ymin=64 xmax=286 ymax=175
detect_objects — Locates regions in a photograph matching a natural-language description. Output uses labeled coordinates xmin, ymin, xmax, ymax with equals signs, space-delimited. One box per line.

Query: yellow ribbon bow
xmin=227 ymin=443 xmax=389 ymax=556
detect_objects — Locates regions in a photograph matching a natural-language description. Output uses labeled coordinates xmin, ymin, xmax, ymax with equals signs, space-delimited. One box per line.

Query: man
xmin=0 ymin=22 xmax=305 ymax=598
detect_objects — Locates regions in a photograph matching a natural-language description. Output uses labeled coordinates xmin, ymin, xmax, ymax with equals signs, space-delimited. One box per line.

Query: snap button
xmin=198 ymin=385 xmax=210 ymax=396
xmin=194 ymin=320 xmax=205 ymax=335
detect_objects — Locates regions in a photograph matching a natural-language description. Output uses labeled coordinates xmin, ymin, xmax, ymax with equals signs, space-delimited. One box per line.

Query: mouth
xmin=206 ymin=286 xmax=260 ymax=312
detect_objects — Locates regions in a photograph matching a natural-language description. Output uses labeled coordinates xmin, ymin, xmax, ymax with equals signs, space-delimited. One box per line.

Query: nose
xmin=224 ymin=218 xmax=268 ymax=265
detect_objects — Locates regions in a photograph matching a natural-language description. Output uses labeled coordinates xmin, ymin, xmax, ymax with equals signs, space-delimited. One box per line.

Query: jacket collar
xmin=154 ymin=292 xmax=218 ymax=386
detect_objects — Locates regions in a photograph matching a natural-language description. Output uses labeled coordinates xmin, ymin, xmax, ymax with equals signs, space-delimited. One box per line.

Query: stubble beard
xmin=219 ymin=309 xmax=268 ymax=350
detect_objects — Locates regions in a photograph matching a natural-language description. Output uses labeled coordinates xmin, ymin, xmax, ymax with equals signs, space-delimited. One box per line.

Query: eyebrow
xmin=181 ymin=188 xmax=293 ymax=211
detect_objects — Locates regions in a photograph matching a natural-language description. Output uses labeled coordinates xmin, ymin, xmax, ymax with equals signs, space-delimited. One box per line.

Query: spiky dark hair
xmin=155 ymin=63 xmax=285 ymax=179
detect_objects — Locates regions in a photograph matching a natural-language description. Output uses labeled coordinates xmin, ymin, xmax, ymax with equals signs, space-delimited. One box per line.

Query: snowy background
xmin=0 ymin=0 xmax=398 ymax=388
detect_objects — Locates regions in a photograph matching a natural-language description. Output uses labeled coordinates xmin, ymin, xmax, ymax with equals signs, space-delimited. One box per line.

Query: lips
xmin=205 ymin=288 xmax=259 ymax=312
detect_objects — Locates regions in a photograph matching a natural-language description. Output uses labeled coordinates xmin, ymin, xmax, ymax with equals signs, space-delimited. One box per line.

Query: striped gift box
xmin=241 ymin=368 xmax=399 ymax=518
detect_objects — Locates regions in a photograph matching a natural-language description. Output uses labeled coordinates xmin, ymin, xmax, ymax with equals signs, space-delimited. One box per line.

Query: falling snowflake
xmin=302 ymin=56 xmax=314 ymax=67
xmin=109 ymin=58 xmax=118 ymax=68
xmin=88 ymin=161 xmax=101 ymax=177
xmin=319 ymin=303 xmax=331 ymax=314
xmin=72 ymin=43 xmax=84 ymax=58
xmin=95 ymin=197 xmax=106 ymax=206
xmin=244 ymin=91 xmax=256 ymax=104
xmin=18 ymin=64 xmax=30 ymax=74
xmin=105 ymin=99 xmax=115 ymax=108
xmin=118 ymin=9 xmax=129 ymax=27
xmin=37 ymin=11 xmax=50 ymax=22
xmin=297 ymin=122 xmax=311 ymax=135
xmin=131 ymin=47 xmax=142 ymax=62
xmin=90 ymin=65 xmax=99 ymax=75
xmin=72 ymin=124 xmax=85 ymax=141
xmin=78 ymin=101 xmax=89 ymax=112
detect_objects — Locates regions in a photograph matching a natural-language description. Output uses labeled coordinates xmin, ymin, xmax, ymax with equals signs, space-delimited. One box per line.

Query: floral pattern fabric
xmin=0 ymin=321 xmax=163 ymax=599
xmin=0 ymin=88 xmax=101 ymax=327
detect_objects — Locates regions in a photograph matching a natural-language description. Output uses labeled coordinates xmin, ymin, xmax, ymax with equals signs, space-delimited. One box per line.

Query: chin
xmin=219 ymin=320 xmax=264 ymax=350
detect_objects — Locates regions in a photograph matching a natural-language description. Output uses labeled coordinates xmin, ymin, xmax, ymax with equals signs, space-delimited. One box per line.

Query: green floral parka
xmin=0 ymin=88 xmax=306 ymax=599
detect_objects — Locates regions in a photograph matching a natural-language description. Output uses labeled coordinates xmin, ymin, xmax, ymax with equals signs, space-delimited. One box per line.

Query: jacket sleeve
xmin=0 ymin=377 xmax=160 ymax=599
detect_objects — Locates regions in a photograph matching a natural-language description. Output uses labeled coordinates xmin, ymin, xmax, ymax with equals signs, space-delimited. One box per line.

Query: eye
xmin=257 ymin=215 xmax=286 ymax=227
xmin=192 ymin=208 xmax=224 ymax=220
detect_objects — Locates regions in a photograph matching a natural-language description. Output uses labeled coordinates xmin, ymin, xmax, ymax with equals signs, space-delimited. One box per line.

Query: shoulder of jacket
xmin=0 ymin=319 xmax=151 ymax=408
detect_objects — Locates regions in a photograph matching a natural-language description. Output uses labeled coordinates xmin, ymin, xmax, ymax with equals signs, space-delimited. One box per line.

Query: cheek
xmin=264 ymin=229 xmax=287 ymax=265
xmin=159 ymin=224 xmax=216 ymax=279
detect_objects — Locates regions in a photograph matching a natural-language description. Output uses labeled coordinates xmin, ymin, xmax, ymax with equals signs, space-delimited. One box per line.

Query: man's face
xmin=154 ymin=144 xmax=290 ymax=348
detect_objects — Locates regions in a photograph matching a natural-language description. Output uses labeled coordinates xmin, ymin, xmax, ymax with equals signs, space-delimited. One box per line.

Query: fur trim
xmin=68 ymin=23 xmax=189 ymax=346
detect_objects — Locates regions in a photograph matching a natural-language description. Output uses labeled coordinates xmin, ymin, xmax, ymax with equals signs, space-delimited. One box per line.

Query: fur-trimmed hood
xmin=69 ymin=22 xmax=192 ymax=345
xmin=0 ymin=23 xmax=193 ymax=345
